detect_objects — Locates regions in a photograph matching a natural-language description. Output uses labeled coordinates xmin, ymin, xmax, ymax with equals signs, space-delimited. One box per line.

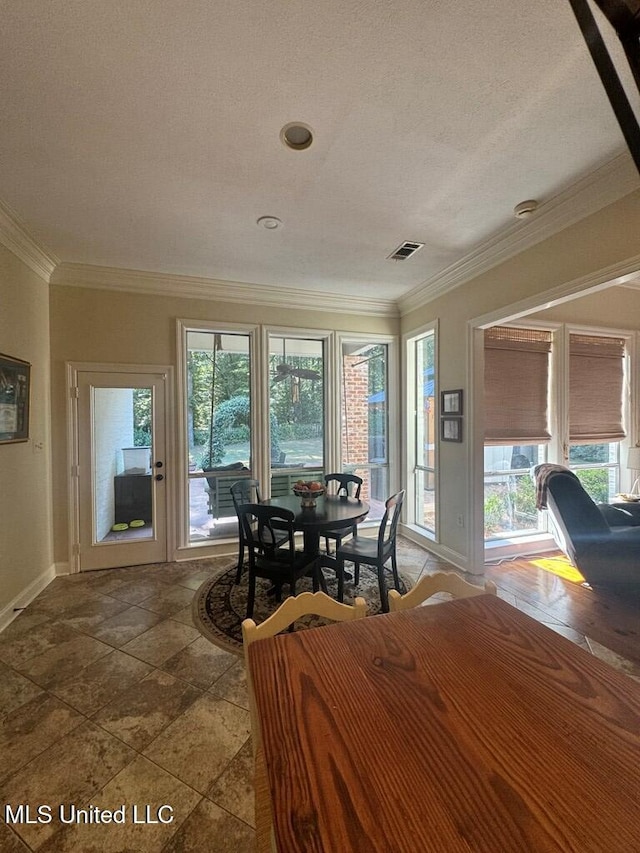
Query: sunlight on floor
xmin=529 ymin=555 xmax=585 ymax=584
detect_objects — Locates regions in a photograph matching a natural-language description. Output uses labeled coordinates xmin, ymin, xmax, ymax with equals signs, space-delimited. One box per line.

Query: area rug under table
xmin=192 ymin=560 xmax=412 ymax=654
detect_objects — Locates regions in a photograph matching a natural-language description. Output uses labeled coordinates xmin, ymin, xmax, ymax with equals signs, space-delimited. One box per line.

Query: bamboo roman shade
xmin=569 ymin=334 xmax=625 ymax=443
xmin=484 ymin=327 xmax=552 ymax=444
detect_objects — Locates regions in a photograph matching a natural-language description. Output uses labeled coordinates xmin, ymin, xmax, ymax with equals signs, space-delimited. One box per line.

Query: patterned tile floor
xmin=1 ymin=540 xmax=639 ymax=852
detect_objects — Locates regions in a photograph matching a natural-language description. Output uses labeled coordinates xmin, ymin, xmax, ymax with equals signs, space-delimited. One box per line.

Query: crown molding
xmin=398 ymin=152 xmax=640 ymax=317
xmin=51 ymin=263 xmax=399 ymax=318
xmin=0 ymin=200 xmax=58 ymax=282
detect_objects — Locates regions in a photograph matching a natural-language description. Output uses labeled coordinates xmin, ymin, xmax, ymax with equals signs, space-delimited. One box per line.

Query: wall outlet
xmin=456 ymin=514 xmax=464 ymax=528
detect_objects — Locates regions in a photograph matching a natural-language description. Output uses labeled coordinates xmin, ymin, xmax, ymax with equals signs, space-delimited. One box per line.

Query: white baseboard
xmin=484 ymin=534 xmax=558 ymax=563
xmin=172 ymin=544 xmax=236 ymax=562
xmin=400 ymin=525 xmax=473 ymax=574
xmin=0 ymin=564 xmax=56 ymax=634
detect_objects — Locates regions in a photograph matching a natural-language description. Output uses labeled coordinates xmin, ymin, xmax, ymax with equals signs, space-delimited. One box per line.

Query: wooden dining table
xmin=248 ymin=593 xmax=640 ymax=852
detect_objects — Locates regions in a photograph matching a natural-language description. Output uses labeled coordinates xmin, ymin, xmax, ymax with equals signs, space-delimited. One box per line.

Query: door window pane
xmin=341 ymin=342 xmax=388 ymax=522
xmin=93 ymin=386 xmax=153 ymax=542
xmin=269 ymin=336 xmax=324 ymax=489
xmin=186 ymin=331 xmax=251 ymax=542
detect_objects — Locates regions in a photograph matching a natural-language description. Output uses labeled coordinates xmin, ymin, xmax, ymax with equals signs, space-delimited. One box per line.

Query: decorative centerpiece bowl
xmin=292 ymin=481 xmax=325 ymax=508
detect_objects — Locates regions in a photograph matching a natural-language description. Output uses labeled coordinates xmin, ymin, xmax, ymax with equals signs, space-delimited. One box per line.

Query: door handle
xmin=155 ymin=474 xmax=164 ymax=481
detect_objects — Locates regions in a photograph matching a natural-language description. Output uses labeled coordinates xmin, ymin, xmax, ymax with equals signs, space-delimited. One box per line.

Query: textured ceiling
xmin=0 ymin=0 xmax=638 ymax=301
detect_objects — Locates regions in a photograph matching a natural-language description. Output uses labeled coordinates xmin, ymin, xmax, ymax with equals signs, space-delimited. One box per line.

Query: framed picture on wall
xmin=0 ymin=353 xmax=31 ymax=444
xmin=441 ymin=416 xmax=462 ymax=443
xmin=441 ymin=389 xmax=463 ymax=415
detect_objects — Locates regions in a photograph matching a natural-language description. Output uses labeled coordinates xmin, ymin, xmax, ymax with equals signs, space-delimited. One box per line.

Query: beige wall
xmin=5 ymin=184 xmax=638 ymax=597
xmin=49 ymin=284 xmax=398 ymax=562
xmin=527 ymin=284 xmax=640 ymax=327
xmin=0 ymin=244 xmax=53 ymax=621
xmin=401 ymin=188 xmax=640 ymax=566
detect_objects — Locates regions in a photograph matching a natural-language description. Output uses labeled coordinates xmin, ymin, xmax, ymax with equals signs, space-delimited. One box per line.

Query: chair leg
xmin=354 ymin=561 xmax=360 ymax=585
xmin=311 ymin=560 xmax=327 ymax=594
xmin=377 ymin=565 xmax=389 ymax=613
xmin=390 ymin=551 xmax=400 ymax=592
xmin=336 ymin=557 xmax=345 ymax=603
xmin=318 ymin=563 xmax=328 ymax=594
xmin=234 ymin=539 xmax=245 ymax=584
xmin=246 ymin=575 xmax=256 ymax=619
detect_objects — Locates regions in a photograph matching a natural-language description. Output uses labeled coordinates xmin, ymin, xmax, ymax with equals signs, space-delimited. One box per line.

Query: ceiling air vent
xmin=387 ymin=241 xmax=424 ymax=261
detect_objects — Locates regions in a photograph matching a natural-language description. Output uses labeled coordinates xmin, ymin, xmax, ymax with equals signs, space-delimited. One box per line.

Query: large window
xmin=483 ymin=326 xmax=552 ymax=541
xmin=180 ymin=323 xmax=398 ymax=551
xmin=341 ymin=341 xmax=389 ymax=522
xmin=569 ymin=444 xmax=620 ymax=502
xmin=484 ymin=445 xmax=545 ymax=539
xmin=186 ymin=330 xmax=252 ymax=542
xmin=567 ymin=333 xmax=626 ymax=502
xmin=483 ymin=326 xmax=630 ymax=544
xmin=411 ymin=330 xmax=436 ymax=534
xmin=268 ymin=336 xmax=325 ymax=493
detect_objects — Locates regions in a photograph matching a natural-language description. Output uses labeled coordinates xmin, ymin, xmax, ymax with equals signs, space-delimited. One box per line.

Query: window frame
xmin=404 ymin=322 xmax=438 ymax=540
xmin=266 ymin=328 xmax=330 ymax=487
xmin=177 ymin=320 xmax=257 ymax=549
xmin=177 ymin=321 xmax=398 ymax=554
xmin=337 ymin=333 xmax=397 ymax=525
xmin=482 ymin=321 xmax=635 ymax=551
xmin=563 ymin=325 xmax=634 ymax=503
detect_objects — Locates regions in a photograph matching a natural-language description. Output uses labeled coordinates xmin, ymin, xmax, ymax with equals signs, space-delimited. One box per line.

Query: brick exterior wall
xmin=342 ymin=355 xmax=370 ymax=500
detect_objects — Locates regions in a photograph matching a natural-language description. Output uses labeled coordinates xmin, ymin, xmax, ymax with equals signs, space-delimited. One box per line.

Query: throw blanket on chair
xmin=534 ymin=463 xmax=580 ymax=510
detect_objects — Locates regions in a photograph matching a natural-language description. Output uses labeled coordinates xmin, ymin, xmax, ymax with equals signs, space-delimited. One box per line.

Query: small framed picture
xmin=441 ymin=389 xmax=463 ymax=415
xmin=0 ymin=353 xmax=31 ymax=444
xmin=441 ymin=417 xmax=462 ymax=443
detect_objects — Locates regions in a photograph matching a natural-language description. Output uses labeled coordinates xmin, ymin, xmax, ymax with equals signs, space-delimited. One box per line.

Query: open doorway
xmin=470 ymin=277 xmax=640 ymax=566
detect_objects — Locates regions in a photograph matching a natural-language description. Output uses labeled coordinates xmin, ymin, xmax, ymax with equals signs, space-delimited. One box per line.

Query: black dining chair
xmin=237 ymin=503 xmax=328 ymax=619
xmin=323 ymin=473 xmax=364 ymax=555
xmin=230 ymin=479 xmax=263 ymax=583
xmin=335 ymin=489 xmax=405 ymax=611
xmin=230 ymin=479 xmax=289 ymax=584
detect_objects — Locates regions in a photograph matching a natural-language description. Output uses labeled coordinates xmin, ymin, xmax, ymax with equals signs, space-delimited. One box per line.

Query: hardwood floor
xmin=485 ymin=551 xmax=640 ymax=666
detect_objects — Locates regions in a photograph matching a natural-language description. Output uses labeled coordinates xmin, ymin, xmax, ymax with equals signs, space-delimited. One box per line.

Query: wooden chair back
xmin=388 ymin=571 xmax=497 ymax=612
xmin=324 ymin=472 xmax=363 ymax=499
xmin=238 ymin=502 xmax=295 ymax=556
xmin=378 ymin=489 xmax=405 ymax=558
xmin=230 ymin=478 xmax=262 ymax=510
xmin=243 ymin=590 xmax=367 ymax=646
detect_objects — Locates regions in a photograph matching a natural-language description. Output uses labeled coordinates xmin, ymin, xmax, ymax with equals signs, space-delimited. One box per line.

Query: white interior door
xmin=74 ymin=369 xmax=168 ymax=570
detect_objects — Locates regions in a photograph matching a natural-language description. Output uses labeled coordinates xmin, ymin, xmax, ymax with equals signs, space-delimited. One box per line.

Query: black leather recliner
xmin=540 ymin=466 xmax=640 ymax=587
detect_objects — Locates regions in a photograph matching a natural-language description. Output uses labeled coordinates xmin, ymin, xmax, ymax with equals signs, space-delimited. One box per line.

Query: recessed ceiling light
xmin=257 ymin=216 xmax=282 ymax=230
xmin=514 ymin=199 xmax=539 ymax=219
xmin=280 ymin=122 xmax=313 ymax=150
